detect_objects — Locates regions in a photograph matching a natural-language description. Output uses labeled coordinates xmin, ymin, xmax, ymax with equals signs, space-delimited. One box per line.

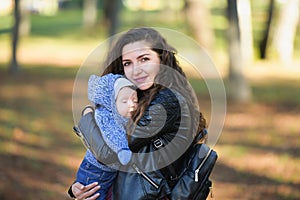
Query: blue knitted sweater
xmin=87 ymin=73 xmax=132 ymax=165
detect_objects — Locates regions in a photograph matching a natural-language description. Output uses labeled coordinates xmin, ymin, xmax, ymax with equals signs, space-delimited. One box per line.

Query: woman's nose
xmin=132 ymin=62 xmax=142 ymax=75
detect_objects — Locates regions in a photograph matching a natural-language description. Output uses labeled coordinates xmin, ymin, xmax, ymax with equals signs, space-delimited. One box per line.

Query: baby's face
xmin=115 ymin=87 xmax=138 ymax=118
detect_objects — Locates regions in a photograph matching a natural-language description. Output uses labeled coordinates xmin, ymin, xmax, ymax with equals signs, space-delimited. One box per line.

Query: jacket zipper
xmin=195 ymin=148 xmax=212 ymax=182
xmin=132 ymin=164 xmax=159 ymax=189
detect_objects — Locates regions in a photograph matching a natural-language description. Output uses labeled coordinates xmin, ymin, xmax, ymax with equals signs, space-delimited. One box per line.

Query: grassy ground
xmin=1 ymin=4 xmax=300 ymax=200
xmin=1 ymin=64 xmax=300 ymax=200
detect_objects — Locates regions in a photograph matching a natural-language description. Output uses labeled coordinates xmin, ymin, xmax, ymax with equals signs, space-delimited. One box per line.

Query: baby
xmin=75 ymin=73 xmax=138 ymax=200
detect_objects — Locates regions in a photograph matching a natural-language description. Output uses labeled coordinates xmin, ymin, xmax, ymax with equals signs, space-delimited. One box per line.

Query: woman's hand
xmin=72 ymin=182 xmax=100 ymax=200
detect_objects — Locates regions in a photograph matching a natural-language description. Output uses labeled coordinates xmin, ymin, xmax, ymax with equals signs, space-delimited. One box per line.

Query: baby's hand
xmin=118 ymin=148 xmax=132 ymax=165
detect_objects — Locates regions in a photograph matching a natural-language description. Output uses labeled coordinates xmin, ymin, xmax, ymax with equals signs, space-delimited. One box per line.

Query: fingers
xmin=72 ymin=182 xmax=100 ymax=200
xmin=82 ymin=182 xmax=99 ymax=191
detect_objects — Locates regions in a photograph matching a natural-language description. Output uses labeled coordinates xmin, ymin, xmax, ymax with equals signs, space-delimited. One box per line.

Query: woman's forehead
xmin=122 ymin=41 xmax=152 ymax=57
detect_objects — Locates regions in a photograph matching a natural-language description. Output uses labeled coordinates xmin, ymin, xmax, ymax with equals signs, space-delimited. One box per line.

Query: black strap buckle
xmin=153 ymin=138 xmax=163 ymax=149
xmin=81 ymin=105 xmax=95 ymax=116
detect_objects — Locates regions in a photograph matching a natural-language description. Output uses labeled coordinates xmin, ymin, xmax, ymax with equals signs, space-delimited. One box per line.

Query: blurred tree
xmin=83 ymin=0 xmax=98 ymax=28
xmin=271 ymin=0 xmax=299 ymax=65
xmin=237 ymin=0 xmax=253 ymax=67
xmin=19 ymin=0 xmax=31 ymax=36
xmin=82 ymin=0 xmax=122 ymax=36
xmin=259 ymin=0 xmax=275 ymax=59
xmin=10 ymin=0 xmax=21 ymax=73
xmin=227 ymin=0 xmax=252 ymax=102
xmin=103 ymin=0 xmax=122 ymax=37
xmin=183 ymin=0 xmax=214 ymax=51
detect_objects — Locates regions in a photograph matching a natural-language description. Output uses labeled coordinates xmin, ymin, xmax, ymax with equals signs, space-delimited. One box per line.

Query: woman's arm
xmin=75 ymin=89 xmax=197 ymax=171
xmin=75 ymin=111 xmax=118 ymax=165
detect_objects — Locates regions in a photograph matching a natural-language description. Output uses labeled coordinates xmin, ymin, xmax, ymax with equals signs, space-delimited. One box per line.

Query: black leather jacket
xmin=75 ymin=88 xmax=198 ymax=199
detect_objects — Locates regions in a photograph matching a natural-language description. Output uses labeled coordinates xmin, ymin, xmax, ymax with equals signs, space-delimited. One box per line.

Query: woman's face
xmin=122 ymin=41 xmax=161 ymax=90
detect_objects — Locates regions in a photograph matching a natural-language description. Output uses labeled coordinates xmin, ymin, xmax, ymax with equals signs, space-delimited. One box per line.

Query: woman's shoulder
xmin=151 ymin=88 xmax=185 ymax=106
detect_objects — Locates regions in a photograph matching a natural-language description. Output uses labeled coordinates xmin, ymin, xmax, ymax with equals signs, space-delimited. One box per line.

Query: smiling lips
xmin=134 ymin=76 xmax=148 ymax=83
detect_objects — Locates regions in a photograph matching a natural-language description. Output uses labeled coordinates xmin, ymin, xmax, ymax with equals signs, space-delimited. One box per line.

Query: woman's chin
xmin=137 ymin=82 xmax=153 ymax=90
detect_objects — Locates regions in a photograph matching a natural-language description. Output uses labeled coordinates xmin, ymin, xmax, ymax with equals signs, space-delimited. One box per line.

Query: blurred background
xmin=0 ymin=0 xmax=300 ymax=199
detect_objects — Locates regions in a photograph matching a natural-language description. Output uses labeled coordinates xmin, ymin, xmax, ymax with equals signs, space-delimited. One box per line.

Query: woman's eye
xmin=141 ymin=57 xmax=149 ymax=62
xmin=123 ymin=62 xmax=131 ymax=67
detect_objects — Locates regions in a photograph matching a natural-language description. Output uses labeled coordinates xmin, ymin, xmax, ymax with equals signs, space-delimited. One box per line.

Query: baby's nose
xmin=128 ymin=100 xmax=137 ymax=110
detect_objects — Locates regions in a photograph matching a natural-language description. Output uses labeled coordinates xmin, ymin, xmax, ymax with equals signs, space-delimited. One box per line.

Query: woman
xmin=69 ymin=27 xmax=208 ymax=200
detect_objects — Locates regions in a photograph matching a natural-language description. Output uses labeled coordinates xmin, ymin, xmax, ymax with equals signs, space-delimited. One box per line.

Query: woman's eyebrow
xmin=137 ymin=53 xmax=150 ymax=59
xmin=122 ymin=53 xmax=150 ymax=62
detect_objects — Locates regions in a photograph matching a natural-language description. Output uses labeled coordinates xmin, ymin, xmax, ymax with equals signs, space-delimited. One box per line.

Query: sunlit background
xmin=0 ymin=0 xmax=300 ymax=199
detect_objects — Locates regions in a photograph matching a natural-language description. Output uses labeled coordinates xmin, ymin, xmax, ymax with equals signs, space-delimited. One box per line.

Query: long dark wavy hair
xmin=102 ymin=27 xmax=207 ymax=140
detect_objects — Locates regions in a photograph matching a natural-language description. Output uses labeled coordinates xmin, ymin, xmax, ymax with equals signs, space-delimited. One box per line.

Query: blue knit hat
xmin=88 ymin=73 xmax=134 ymax=165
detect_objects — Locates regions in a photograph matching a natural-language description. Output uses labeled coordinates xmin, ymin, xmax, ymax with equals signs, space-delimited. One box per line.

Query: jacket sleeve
xmin=128 ymin=89 xmax=197 ymax=172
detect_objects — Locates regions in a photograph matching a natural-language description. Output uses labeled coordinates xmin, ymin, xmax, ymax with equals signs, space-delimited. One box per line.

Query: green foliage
xmin=1 ymin=1 xmax=299 ymax=59
xmin=30 ymin=10 xmax=83 ymax=37
xmin=0 ymin=14 xmax=12 ymax=34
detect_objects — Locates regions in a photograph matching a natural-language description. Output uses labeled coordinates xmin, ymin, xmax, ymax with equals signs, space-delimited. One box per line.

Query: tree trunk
xmin=83 ymin=0 xmax=98 ymax=28
xmin=184 ymin=0 xmax=214 ymax=51
xmin=227 ymin=0 xmax=252 ymax=103
xmin=19 ymin=0 xmax=31 ymax=36
xmin=237 ymin=0 xmax=254 ymax=66
xmin=10 ymin=0 xmax=21 ymax=73
xmin=103 ymin=0 xmax=122 ymax=37
xmin=272 ymin=0 xmax=299 ymax=65
xmin=259 ymin=0 xmax=275 ymax=59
